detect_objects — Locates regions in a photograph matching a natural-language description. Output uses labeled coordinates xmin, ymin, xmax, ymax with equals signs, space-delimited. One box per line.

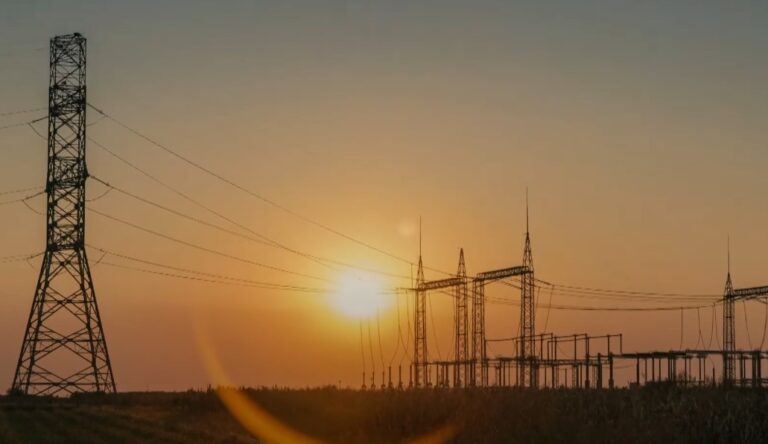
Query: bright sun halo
xmin=329 ymin=272 xmax=388 ymax=318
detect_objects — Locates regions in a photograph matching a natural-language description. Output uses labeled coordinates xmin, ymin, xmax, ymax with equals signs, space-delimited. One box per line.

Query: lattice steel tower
xmin=414 ymin=251 xmax=427 ymax=387
xmin=12 ymin=33 xmax=116 ymax=396
xmin=471 ymin=277 xmax=486 ymax=386
xmin=722 ymin=241 xmax=735 ymax=385
xmin=519 ymin=194 xmax=536 ymax=387
xmin=453 ymin=248 xmax=469 ymax=387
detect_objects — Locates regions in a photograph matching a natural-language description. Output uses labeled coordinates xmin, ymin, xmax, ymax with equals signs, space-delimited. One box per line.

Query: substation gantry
xmin=411 ymin=248 xmax=531 ymax=388
xmin=722 ymin=272 xmax=768 ymax=385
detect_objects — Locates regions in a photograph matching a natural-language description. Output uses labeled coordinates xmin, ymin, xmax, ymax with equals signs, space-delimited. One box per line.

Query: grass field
xmin=1 ymin=386 xmax=767 ymax=443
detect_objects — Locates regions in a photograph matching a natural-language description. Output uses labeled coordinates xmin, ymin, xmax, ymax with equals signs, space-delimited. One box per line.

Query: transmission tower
xmin=520 ymin=193 xmax=536 ymax=387
xmin=722 ymin=269 xmax=735 ymax=385
xmin=12 ymin=33 xmax=116 ymax=396
xmin=454 ymin=249 xmax=469 ymax=387
xmin=722 ymin=238 xmax=735 ymax=385
xmin=471 ymin=277 xmax=485 ymax=386
xmin=413 ymin=226 xmax=428 ymax=387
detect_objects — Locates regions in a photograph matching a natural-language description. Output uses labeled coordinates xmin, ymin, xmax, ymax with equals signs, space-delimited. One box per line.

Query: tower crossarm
xmin=732 ymin=285 xmax=768 ymax=301
xmin=418 ymin=276 xmax=464 ymax=291
xmin=474 ymin=265 xmax=530 ymax=283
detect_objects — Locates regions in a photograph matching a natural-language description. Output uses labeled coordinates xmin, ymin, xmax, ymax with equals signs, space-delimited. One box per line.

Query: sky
xmin=0 ymin=0 xmax=767 ymax=391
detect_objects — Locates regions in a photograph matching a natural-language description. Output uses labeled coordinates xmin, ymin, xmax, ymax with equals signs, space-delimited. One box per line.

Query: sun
xmin=328 ymin=272 xmax=389 ymax=318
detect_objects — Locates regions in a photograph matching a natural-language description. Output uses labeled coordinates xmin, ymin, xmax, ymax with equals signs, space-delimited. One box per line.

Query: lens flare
xmin=195 ymin=305 xmax=456 ymax=444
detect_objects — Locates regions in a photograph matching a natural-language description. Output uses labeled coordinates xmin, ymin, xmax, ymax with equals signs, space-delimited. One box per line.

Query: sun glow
xmin=329 ymin=272 xmax=390 ymax=318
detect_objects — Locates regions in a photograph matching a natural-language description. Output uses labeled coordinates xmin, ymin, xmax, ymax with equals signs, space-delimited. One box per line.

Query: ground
xmin=0 ymin=386 xmax=767 ymax=443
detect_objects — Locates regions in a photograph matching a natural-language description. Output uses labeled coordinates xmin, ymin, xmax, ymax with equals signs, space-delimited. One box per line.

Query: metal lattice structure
xmin=471 ymin=265 xmax=530 ymax=386
xmin=413 ymin=254 xmax=427 ymax=387
xmin=722 ymin=270 xmax=735 ymax=384
xmin=519 ymin=197 xmax=536 ymax=387
xmin=12 ymin=33 xmax=116 ymax=396
xmin=723 ymin=283 xmax=768 ymax=385
xmin=453 ymin=249 xmax=469 ymax=387
xmin=471 ymin=279 xmax=485 ymax=386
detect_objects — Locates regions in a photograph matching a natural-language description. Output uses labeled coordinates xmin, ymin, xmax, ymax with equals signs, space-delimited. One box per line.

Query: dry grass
xmin=1 ymin=385 xmax=767 ymax=443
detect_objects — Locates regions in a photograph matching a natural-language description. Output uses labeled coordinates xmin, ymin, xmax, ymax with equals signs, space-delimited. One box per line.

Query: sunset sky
xmin=0 ymin=1 xmax=767 ymax=391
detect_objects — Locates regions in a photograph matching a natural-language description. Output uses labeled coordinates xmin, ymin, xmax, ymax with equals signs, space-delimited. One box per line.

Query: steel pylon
xmin=12 ymin=33 xmax=116 ymax=396
xmin=454 ymin=249 xmax=469 ymax=387
xmin=520 ymin=194 xmax=536 ymax=387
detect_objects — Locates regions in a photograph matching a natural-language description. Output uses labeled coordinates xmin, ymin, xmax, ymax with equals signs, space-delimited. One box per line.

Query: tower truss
xmin=471 ymin=279 xmax=486 ymax=386
xmin=454 ymin=249 xmax=469 ymax=387
xmin=413 ymin=254 xmax=427 ymax=387
xmin=471 ymin=264 xmax=529 ymax=387
xmin=520 ymin=196 xmax=536 ymax=387
xmin=723 ymin=271 xmax=735 ymax=384
xmin=12 ymin=33 xmax=116 ymax=396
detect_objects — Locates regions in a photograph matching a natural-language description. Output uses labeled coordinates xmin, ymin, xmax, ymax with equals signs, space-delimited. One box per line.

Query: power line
xmin=742 ymin=299 xmax=754 ymax=349
xmin=98 ymin=261 xmax=327 ymax=293
xmin=541 ymin=284 xmax=555 ymax=332
xmin=708 ymin=303 xmax=721 ymax=349
xmin=21 ymin=198 xmax=43 ymax=215
xmin=0 ymin=45 xmax=46 ymax=58
xmin=481 ymin=294 xmax=718 ymax=312
xmin=87 ymin=207 xmax=332 ymax=283
xmin=359 ymin=321 xmax=366 ymax=386
xmin=91 ymin=174 xmax=338 ymax=273
xmin=0 ymin=108 xmax=45 ymax=117
xmin=0 ymin=190 xmax=44 ymax=206
xmin=0 ymin=186 xmax=43 ymax=197
xmin=86 ymin=127 xmax=407 ymax=280
xmin=696 ymin=307 xmax=705 ymax=349
xmin=89 ymin=175 xmax=273 ymax=248
xmin=367 ymin=320 xmax=376 ymax=378
xmin=496 ymin=278 xmax=719 ymax=304
xmin=427 ymin=291 xmax=443 ymax=360
xmin=87 ymin=188 xmax=113 ymax=203
xmin=86 ymin=245 xmax=330 ymax=293
xmin=403 ymin=270 xmax=414 ymax=364
xmin=504 ymin=278 xmax=721 ymax=303
xmin=81 ymin=129 xmax=730 ymax=305
xmin=30 ymin=108 xmax=736 ymax=315
xmin=760 ymin=302 xmax=768 ymax=349
xmin=534 ymin=277 xmax=721 ymax=299
xmin=376 ymin=309 xmax=385 ymax=374
xmin=0 ymin=252 xmax=44 ymax=264
xmin=0 ymin=115 xmax=46 ymax=131
xmin=89 ymin=175 xmax=410 ymax=281
xmin=679 ymin=308 xmax=684 ymax=349
xmin=394 ymin=291 xmax=411 ymax=364
xmin=410 ymin=279 xmax=717 ymax=313
xmin=88 ymin=103 xmax=415 ymax=266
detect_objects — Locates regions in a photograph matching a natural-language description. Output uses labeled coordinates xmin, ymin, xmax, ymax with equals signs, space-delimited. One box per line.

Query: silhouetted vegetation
xmin=1 ymin=386 xmax=767 ymax=443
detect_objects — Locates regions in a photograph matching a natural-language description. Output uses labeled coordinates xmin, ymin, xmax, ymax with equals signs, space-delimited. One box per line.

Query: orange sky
xmin=0 ymin=1 xmax=767 ymax=391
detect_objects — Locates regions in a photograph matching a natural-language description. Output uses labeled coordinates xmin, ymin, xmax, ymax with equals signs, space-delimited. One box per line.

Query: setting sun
xmin=328 ymin=272 xmax=390 ymax=318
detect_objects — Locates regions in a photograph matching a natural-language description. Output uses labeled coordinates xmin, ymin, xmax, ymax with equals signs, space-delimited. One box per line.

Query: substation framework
xmin=390 ymin=228 xmax=768 ymax=390
xmin=410 ymin=211 xmax=537 ymax=389
xmin=722 ymin=281 xmax=768 ymax=385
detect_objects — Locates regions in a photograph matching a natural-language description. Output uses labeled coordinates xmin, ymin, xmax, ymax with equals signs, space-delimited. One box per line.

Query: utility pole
xmin=12 ymin=33 xmax=116 ymax=396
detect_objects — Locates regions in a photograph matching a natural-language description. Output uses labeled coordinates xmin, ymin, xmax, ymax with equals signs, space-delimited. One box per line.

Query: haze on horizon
xmin=0 ymin=0 xmax=766 ymax=392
